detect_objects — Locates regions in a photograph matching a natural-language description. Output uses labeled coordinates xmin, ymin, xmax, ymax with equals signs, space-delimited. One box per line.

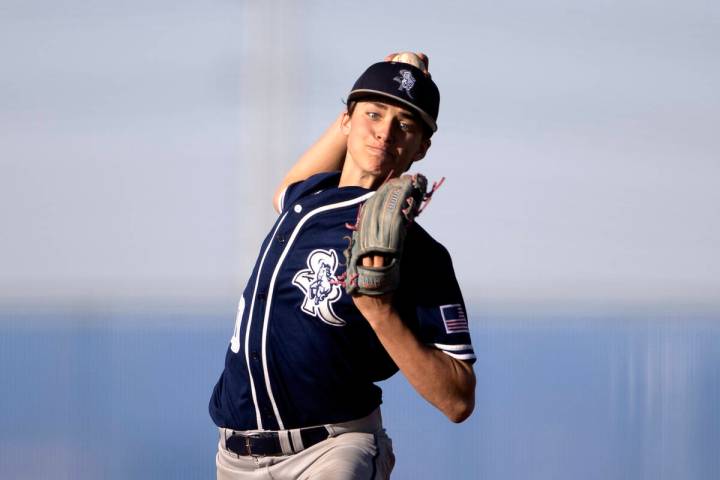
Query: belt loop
xmin=290 ymin=429 xmax=304 ymax=452
xmin=278 ymin=430 xmax=293 ymax=455
xmin=324 ymin=424 xmax=337 ymax=437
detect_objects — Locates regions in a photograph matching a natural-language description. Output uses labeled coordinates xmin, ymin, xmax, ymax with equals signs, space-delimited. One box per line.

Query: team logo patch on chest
xmin=292 ymin=249 xmax=346 ymax=326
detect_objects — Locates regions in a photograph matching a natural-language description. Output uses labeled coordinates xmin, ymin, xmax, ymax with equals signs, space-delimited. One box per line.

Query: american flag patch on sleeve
xmin=440 ymin=304 xmax=469 ymax=334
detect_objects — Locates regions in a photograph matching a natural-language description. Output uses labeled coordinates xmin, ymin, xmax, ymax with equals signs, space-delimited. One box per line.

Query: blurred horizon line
xmin=1 ymin=296 xmax=718 ymax=328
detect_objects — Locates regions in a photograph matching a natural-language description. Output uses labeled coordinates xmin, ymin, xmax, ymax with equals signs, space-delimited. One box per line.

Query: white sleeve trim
xmin=440 ymin=350 xmax=477 ymax=361
xmin=276 ymin=185 xmax=289 ymax=213
xmin=428 ymin=343 xmax=476 ymax=361
xmin=432 ymin=343 xmax=474 ymax=352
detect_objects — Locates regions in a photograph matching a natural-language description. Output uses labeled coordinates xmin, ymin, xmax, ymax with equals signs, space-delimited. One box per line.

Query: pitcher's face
xmin=342 ymin=101 xmax=430 ymax=183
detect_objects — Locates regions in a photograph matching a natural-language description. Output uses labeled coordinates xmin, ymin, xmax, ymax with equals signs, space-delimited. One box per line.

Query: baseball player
xmin=209 ymin=52 xmax=476 ymax=479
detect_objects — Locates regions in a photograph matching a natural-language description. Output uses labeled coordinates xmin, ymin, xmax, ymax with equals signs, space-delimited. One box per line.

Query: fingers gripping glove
xmin=342 ymin=173 xmax=440 ymax=296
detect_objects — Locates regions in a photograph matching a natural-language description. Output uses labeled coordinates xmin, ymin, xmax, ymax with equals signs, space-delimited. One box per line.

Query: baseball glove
xmin=341 ymin=173 xmax=440 ymax=296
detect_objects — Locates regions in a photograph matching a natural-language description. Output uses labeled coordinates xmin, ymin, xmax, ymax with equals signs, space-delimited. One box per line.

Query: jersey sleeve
xmin=277 ymin=182 xmax=300 ymax=213
xmin=397 ymin=226 xmax=476 ymax=364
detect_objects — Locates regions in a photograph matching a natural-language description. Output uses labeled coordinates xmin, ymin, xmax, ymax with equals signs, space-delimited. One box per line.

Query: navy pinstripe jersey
xmin=209 ymin=172 xmax=475 ymax=431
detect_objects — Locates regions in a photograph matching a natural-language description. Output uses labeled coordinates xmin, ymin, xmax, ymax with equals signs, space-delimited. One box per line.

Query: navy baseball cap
xmin=347 ymin=61 xmax=440 ymax=133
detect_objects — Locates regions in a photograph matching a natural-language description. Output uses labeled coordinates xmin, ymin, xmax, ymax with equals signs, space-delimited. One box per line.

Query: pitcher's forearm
xmin=354 ymin=296 xmax=476 ymax=423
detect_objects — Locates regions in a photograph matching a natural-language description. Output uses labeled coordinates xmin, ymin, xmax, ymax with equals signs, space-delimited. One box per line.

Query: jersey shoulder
xmin=401 ymin=222 xmax=459 ymax=300
xmin=278 ymin=172 xmax=341 ymax=212
xmin=404 ymin=222 xmax=452 ymax=264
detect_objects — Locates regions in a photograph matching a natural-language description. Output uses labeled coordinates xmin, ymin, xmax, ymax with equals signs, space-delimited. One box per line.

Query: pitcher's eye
xmin=399 ymin=120 xmax=417 ymax=132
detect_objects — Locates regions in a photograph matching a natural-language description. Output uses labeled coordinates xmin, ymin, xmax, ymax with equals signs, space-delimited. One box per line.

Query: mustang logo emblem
xmin=393 ymin=69 xmax=416 ymax=99
xmin=292 ymin=249 xmax=346 ymax=326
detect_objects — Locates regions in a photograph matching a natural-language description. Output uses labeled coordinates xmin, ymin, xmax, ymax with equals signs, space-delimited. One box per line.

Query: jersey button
xmin=275 ymin=234 xmax=285 ymax=244
xmin=293 ymin=204 xmax=302 ymax=213
xmin=251 ymin=350 xmax=259 ymax=361
xmin=256 ymin=292 xmax=266 ymax=301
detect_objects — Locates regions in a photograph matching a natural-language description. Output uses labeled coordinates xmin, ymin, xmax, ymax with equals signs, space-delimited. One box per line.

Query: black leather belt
xmin=225 ymin=426 xmax=330 ymax=457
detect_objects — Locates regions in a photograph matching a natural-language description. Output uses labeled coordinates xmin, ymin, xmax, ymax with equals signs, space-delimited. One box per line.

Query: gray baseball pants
xmin=216 ymin=408 xmax=394 ymax=480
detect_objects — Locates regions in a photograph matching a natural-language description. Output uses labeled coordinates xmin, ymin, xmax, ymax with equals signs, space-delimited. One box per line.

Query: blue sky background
xmin=2 ymin=0 xmax=718 ymax=312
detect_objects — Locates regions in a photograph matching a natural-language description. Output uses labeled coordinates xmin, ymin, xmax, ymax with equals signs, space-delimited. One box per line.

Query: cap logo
xmin=393 ymin=69 xmax=416 ymax=99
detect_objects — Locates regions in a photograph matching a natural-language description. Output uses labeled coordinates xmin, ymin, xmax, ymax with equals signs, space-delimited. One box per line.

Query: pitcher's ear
xmin=341 ymin=111 xmax=352 ymax=135
xmin=413 ymin=138 xmax=431 ymax=162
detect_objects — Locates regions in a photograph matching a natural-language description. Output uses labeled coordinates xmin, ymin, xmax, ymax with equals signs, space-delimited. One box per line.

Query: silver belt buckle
xmin=245 ymin=431 xmax=273 ymax=457
xmin=243 ymin=432 xmax=266 ymax=457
